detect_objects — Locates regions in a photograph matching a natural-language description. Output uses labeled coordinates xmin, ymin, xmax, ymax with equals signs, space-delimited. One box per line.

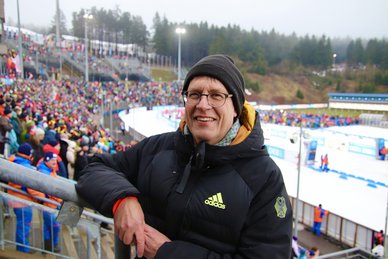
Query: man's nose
xmin=196 ymin=94 xmax=211 ymax=108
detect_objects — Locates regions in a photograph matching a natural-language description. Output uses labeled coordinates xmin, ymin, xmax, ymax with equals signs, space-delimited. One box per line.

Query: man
xmin=74 ymin=138 xmax=91 ymax=181
xmin=321 ymin=154 xmax=329 ymax=172
xmin=379 ymin=146 xmax=388 ymax=160
xmin=76 ymin=54 xmax=292 ymax=258
xmin=37 ymin=152 xmax=63 ymax=253
xmin=0 ymin=105 xmax=14 ymax=156
xmin=120 ymin=121 xmax=126 ymax=136
xmin=313 ymin=204 xmax=329 ymax=236
xmin=42 ymin=139 xmax=68 ymax=178
xmin=374 ymin=230 xmax=385 ymax=247
xmin=8 ymin=143 xmax=45 ymax=253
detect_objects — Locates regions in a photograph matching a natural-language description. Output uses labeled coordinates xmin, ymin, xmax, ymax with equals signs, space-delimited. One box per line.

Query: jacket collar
xmin=176 ymin=101 xmax=265 ymax=166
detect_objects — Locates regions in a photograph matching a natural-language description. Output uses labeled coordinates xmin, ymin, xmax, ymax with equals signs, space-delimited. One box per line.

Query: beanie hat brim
xmin=44 ymin=152 xmax=58 ymax=162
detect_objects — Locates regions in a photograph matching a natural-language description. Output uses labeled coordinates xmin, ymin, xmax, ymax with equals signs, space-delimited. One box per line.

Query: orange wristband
xmin=112 ymin=196 xmax=138 ymax=215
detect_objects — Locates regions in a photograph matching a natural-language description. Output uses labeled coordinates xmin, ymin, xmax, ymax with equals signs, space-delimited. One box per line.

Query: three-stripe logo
xmin=204 ymin=192 xmax=226 ymax=209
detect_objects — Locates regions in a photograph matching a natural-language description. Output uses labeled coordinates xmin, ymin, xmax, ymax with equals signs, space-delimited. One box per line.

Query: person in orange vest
xmin=7 ymin=143 xmax=45 ymax=253
xmin=374 ymin=230 xmax=385 ymax=247
xmin=379 ymin=146 xmax=388 ymax=160
xmin=36 ymin=152 xmax=63 ymax=253
xmin=313 ymin=204 xmax=328 ymax=236
xmin=321 ymin=154 xmax=329 ymax=172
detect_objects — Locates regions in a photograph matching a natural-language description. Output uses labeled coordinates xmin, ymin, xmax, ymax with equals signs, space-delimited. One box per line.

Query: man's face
xmin=45 ymin=158 xmax=57 ymax=169
xmin=184 ymin=76 xmax=237 ymax=145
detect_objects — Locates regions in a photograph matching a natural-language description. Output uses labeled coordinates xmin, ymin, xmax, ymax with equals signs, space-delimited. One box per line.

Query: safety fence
xmin=0 ymin=158 xmax=133 ymax=259
xmin=0 ymin=191 xmax=112 ymax=258
xmin=291 ymin=197 xmax=378 ymax=253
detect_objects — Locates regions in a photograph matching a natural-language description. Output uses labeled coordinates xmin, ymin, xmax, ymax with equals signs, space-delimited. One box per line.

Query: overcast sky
xmin=4 ymin=0 xmax=388 ymax=39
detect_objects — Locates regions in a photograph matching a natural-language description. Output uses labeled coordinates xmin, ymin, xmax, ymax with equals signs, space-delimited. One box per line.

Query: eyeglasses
xmin=182 ymin=91 xmax=233 ymax=108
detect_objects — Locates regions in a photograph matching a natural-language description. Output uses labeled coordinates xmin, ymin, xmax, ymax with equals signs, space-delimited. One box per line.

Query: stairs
xmin=61 ymin=61 xmax=83 ymax=80
xmin=1 ymin=201 xmax=121 ymax=259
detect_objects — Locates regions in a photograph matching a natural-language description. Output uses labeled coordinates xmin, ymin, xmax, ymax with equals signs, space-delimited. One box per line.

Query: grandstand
xmin=328 ymin=93 xmax=388 ymax=128
xmin=328 ymin=92 xmax=388 ymax=112
xmin=0 ymin=25 xmax=168 ymax=82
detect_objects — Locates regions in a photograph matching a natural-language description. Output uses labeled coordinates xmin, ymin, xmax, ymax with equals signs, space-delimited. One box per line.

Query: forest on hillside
xmin=66 ymin=8 xmax=388 ymax=70
xmin=13 ymin=6 xmax=388 ymax=100
xmin=20 ymin=7 xmax=387 ymax=69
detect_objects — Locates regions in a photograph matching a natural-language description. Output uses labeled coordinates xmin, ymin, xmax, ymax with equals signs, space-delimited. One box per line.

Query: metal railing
xmin=290 ymin=197 xmax=381 ymax=258
xmin=317 ymin=247 xmax=375 ymax=258
xmin=0 ymin=158 xmax=131 ymax=259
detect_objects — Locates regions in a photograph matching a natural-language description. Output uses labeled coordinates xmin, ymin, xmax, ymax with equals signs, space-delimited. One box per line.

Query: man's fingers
xmin=115 ymin=223 xmax=135 ymax=245
xmin=122 ymin=231 xmax=134 ymax=245
xmin=135 ymin=229 xmax=145 ymax=258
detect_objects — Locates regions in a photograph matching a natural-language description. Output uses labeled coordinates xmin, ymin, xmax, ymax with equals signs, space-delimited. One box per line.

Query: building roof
xmin=328 ymin=92 xmax=388 ymax=104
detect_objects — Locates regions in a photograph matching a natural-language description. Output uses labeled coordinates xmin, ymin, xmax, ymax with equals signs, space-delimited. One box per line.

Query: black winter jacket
xmin=76 ymin=107 xmax=292 ymax=258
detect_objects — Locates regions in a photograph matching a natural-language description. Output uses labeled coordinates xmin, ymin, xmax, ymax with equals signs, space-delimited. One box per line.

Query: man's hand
xmin=113 ymin=198 xmax=145 ymax=257
xmin=144 ymin=224 xmax=171 ymax=259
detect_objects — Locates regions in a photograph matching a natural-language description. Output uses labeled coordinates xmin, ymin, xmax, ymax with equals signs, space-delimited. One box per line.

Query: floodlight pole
xmin=294 ymin=122 xmax=303 ymax=237
xmin=384 ymin=190 xmax=388 ymax=258
xmin=84 ymin=12 xmax=93 ymax=82
xmin=56 ymin=0 xmax=62 ymax=80
xmin=16 ymin=0 xmax=24 ymax=78
xmin=175 ymin=27 xmax=186 ymax=83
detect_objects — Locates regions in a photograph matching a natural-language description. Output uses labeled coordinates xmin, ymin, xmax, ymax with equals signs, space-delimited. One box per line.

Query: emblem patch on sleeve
xmin=274 ymin=196 xmax=287 ymax=218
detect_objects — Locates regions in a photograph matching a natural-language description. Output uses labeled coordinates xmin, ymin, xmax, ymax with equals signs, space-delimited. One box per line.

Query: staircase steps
xmin=62 ymin=225 xmax=79 ymax=259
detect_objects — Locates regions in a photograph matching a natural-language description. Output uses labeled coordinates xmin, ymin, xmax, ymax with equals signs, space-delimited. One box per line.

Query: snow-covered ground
xmin=119 ymin=106 xmax=388 ymax=232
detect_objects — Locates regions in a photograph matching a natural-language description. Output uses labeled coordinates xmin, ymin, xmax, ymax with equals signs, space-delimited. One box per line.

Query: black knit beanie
xmin=18 ymin=143 xmax=32 ymax=156
xmin=182 ymin=54 xmax=245 ymax=118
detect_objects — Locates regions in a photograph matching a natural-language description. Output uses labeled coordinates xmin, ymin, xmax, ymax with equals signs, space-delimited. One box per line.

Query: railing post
xmin=87 ymin=230 xmax=91 ymax=259
xmin=114 ymin=235 xmax=131 ymax=259
xmin=0 ymin=197 xmax=4 ymax=249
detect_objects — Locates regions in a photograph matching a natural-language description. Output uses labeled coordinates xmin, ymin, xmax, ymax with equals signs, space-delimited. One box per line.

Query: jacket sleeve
xmin=156 ymin=160 xmax=293 ymax=259
xmin=75 ymin=138 xmax=147 ymax=217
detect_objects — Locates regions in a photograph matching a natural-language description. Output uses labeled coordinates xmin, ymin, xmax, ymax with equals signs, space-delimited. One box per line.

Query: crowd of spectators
xmin=160 ymin=106 xmax=360 ymax=129
xmin=259 ymin=110 xmax=360 ymax=128
xmin=0 ymin=78 xmax=182 ymax=181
